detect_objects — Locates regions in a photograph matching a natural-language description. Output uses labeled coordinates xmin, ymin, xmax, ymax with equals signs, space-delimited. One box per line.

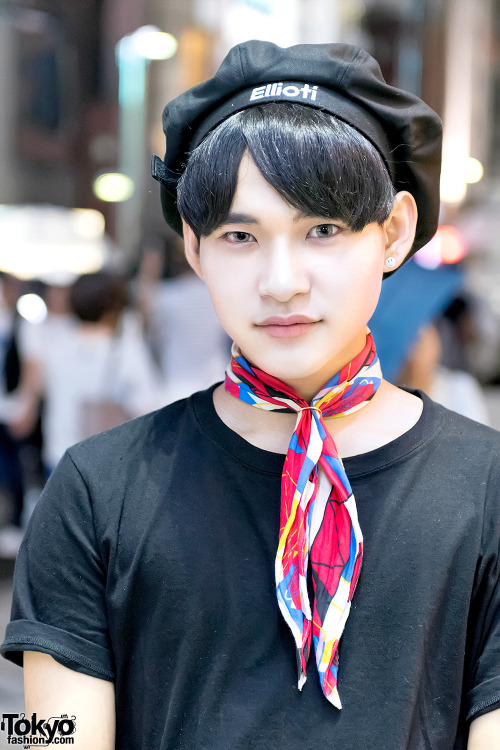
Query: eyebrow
xmin=221 ymin=210 xmax=339 ymax=227
xmin=222 ymin=212 xmax=259 ymax=225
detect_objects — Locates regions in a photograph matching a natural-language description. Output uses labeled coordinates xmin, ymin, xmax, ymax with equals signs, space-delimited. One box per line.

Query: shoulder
xmin=36 ymin=394 xmax=202 ymax=542
xmin=432 ymin=368 xmax=491 ymax=425
xmin=68 ymin=395 xmax=193 ymax=471
xmin=431 ymin=395 xmax=499 ymax=447
xmin=420 ymin=392 xmax=499 ymax=462
xmin=372 ymin=388 xmax=500 ymax=491
xmin=424 ymin=396 xmax=500 ymax=505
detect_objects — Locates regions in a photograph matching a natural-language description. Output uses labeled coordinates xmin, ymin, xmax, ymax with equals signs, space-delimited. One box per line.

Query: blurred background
xmin=0 ymin=0 xmax=500 ymax=730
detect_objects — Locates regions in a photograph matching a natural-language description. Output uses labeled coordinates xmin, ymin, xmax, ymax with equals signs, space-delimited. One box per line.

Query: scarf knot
xmin=225 ymin=331 xmax=381 ymax=708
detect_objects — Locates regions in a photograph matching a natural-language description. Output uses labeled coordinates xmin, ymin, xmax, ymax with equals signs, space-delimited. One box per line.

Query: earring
xmin=385 ymin=256 xmax=397 ymax=269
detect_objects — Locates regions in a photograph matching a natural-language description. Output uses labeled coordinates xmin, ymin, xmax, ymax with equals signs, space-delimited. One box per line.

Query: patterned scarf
xmin=225 ymin=331 xmax=382 ymax=708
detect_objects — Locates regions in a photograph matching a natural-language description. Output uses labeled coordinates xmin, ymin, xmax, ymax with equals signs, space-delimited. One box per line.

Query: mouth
xmin=256 ymin=315 xmax=320 ymax=339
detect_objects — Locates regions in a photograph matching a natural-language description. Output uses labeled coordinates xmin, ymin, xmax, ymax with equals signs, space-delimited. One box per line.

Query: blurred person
xmin=439 ymin=295 xmax=475 ymax=371
xmin=369 ymin=260 xmax=491 ymax=424
xmin=0 ymin=274 xmax=23 ymax=522
xmin=440 ymin=293 xmax=500 ymax=383
xmin=44 ymin=278 xmax=75 ymax=318
xmin=11 ymin=271 xmax=164 ymax=474
xmin=2 ymin=41 xmax=500 ymax=750
xmin=138 ymin=243 xmax=230 ymax=403
xmin=0 ymin=273 xmax=31 ymax=560
xmin=398 ymin=322 xmax=490 ymax=424
xmin=8 ymin=280 xmax=77 ymax=485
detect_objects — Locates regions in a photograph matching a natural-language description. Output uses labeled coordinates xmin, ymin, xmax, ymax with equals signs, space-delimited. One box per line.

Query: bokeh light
xmin=93 ymin=173 xmax=135 ymax=202
xmin=415 ymin=225 xmax=467 ymax=269
xmin=0 ymin=206 xmax=108 ymax=280
xmin=17 ymin=294 xmax=48 ymax=324
xmin=71 ymin=209 xmax=106 ymax=239
xmin=130 ymin=26 xmax=178 ymax=60
xmin=464 ymin=157 xmax=484 ymax=184
xmin=440 ymin=156 xmax=485 ymax=203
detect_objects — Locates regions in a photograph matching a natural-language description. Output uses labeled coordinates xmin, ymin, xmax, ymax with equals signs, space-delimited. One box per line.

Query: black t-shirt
xmin=2 ymin=385 xmax=500 ymax=749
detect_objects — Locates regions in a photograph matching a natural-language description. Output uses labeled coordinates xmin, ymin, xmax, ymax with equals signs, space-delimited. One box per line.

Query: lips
xmin=256 ymin=314 xmax=320 ymax=338
xmin=258 ymin=314 xmax=319 ymax=326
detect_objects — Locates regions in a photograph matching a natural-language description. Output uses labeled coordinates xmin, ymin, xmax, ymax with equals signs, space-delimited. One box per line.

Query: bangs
xmin=176 ymin=102 xmax=396 ymax=237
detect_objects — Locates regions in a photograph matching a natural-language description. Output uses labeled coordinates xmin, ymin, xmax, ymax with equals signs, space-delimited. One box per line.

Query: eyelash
xmin=223 ymin=224 xmax=339 ymax=244
xmin=225 ymin=231 xmax=254 ymax=243
xmin=307 ymin=224 xmax=339 ymax=239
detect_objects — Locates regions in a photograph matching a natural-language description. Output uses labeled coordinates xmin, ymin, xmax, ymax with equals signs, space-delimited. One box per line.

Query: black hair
xmin=69 ymin=271 xmax=129 ymax=324
xmin=177 ymin=102 xmax=396 ymax=237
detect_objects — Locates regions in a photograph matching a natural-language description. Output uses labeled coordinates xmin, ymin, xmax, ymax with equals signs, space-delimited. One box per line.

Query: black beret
xmin=152 ymin=39 xmax=442 ymax=271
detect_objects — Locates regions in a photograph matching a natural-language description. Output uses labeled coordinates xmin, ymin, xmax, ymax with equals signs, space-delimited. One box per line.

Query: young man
xmin=2 ymin=41 xmax=500 ymax=749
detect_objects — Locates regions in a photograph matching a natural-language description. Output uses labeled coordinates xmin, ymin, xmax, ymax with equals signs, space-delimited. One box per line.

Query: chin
xmin=249 ymin=352 xmax=327 ymax=382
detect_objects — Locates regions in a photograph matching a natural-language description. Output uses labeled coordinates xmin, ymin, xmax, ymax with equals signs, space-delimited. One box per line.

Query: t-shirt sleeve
xmin=0 ymin=450 xmax=114 ymax=681
xmin=465 ymin=458 xmax=500 ymax=721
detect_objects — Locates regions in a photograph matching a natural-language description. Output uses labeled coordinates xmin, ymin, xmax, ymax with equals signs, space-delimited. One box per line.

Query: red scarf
xmin=225 ymin=332 xmax=381 ymax=707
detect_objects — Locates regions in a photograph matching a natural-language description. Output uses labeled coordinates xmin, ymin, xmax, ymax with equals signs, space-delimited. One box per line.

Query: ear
xmin=382 ymin=191 xmax=418 ymax=271
xmin=182 ymin=219 xmax=203 ymax=279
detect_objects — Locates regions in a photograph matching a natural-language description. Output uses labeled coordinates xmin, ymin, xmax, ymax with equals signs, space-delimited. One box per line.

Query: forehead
xmin=232 ymin=153 xmax=278 ymax=199
xmin=227 ymin=154 xmax=314 ymax=224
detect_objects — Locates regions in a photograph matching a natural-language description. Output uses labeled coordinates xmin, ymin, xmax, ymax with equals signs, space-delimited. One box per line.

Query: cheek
xmin=357 ymin=271 xmax=383 ymax=320
xmin=347 ymin=241 xmax=385 ymax=313
xmin=319 ymin=251 xmax=383 ymax=321
xmin=199 ymin=259 xmax=250 ymax=335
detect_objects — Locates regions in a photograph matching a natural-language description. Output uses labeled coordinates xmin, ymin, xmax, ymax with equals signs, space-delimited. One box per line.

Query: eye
xmin=225 ymin=231 xmax=255 ymax=244
xmin=307 ymin=224 xmax=339 ymax=239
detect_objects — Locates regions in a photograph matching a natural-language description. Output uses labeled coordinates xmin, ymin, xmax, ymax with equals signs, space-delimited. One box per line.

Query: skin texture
xmin=24 ymin=651 xmax=115 ymax=749
xmin=186 ymin=154 xmax=410 ymax=398
xmin=184 ymin=152 xmax=424 ymax=455
xmin=23 ymin=152 xmax=499 ymax=746
xmin=468 ymin=710 xmax=500 ymax=748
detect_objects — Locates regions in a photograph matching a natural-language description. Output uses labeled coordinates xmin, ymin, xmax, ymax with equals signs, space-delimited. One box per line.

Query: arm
xmin=24 ymin=652 xmax=115 ymax=750
xmin=8 ymin=358 xmax=44 ymax=439
xmin=468 ymin=708 xmax=500 ymax=749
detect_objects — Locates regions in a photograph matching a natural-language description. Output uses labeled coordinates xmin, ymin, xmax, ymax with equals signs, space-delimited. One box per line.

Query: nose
xmin=258 ymin=240 xmax=310 ymax=302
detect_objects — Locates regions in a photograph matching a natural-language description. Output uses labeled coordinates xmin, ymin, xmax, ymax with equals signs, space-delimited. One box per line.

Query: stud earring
xmin=384 ymin=256 xmax=397 ymax=269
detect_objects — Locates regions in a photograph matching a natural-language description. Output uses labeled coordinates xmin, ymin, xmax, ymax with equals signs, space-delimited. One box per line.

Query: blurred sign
xmin=0 ymin=205 xmax=113 ymax=280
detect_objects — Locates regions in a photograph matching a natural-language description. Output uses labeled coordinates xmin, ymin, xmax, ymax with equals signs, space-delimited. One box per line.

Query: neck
xmin=78 ymin=321 xmax=115 ymax=336
xmin=240 ymin=329 xmax=370 ymax=403
xmin=213 ymin=380 xmax=423 ymax=458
